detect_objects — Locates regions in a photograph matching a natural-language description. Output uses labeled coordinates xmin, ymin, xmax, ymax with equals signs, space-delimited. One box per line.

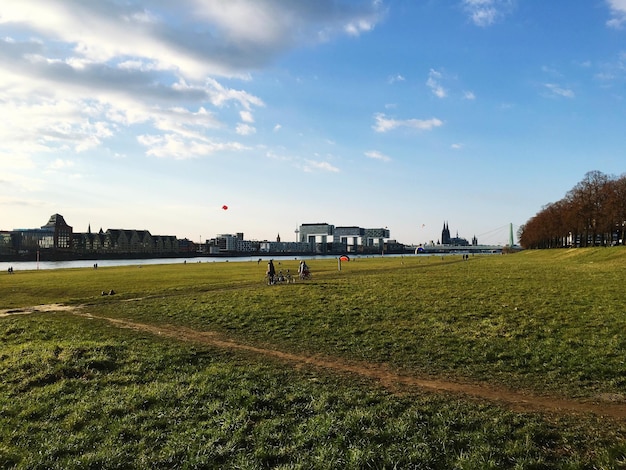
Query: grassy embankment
xmin=1 ymin=249 xmax=625 ymax=468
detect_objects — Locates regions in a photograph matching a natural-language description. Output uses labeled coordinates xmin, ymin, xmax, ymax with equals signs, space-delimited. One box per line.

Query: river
xmin=1 ymin=253 xmax=419 ymax=272
xmin=0 ymin=255 xmax=314 ymax=272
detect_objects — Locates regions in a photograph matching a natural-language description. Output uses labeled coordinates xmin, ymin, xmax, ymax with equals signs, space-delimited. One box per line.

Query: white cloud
xmin=344 ymin=18 xmax=376 ymax=36
xmin=190 ymin=1 xmax=384 ymax=63
xmin=426 ymin=69 xmax=447 ymax=98
xmin=151 ymin=107 xmax=221 ymax=133
xmin=199 ymin=79 xmax=265 ymax=110
xmin=543 ymin=83 xmax=575 ymax=98
xmin=464 ymin=91 xmax=476 ymax=100
xmin=303 ymin=159 xmax=340 ymax=173
xmin=266 ymin=150 xmax=292 ymax=161
xmin=137 ymin=134 xmax=248 ymax=160
xmin=236 ymin=123 xmax=256 ymax=135
xmin=373 ymin=113 xmax=443 ymax=133
xmin=0 ymin=94 xmax=116 ymax=156
xmin=594 ymin=51 xmax=626 ymax=84
xmin=541 ymin=65 xmax=563 ymax=77
xmin=462 ymin=0 xmax=512 ymax=27
xmin=606 ymin=0 xmax=626 ymax=28
xmin=49 ymin=159 xmax=75 ymax=170
xmin=388 ymin=74 xmax=405 ymax=84
xmin=451 ymin=143 xmax=463 ymax=150
xmin=240 ymin=110 xmax=254 ymax=123
xmin=0 ymin=35 xmax=262 ymax=160
xmin=0 ymin=0 xmax=381 ymax=162
xmin=365 ymin=150 xmax=391 ymax=162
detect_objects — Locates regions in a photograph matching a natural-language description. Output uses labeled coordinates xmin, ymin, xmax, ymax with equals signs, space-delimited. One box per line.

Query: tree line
xmin=519 ymin=171 xmax=626 ymax=249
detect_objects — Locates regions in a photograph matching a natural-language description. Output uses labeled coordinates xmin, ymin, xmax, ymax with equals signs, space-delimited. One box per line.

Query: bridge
xmin=415 ymin=245 xmax=503 ymax=254
xmin=413 ymin=223 xmax=521 ymax=254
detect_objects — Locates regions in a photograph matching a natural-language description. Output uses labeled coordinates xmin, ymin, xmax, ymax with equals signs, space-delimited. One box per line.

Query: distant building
xmin=298 ymin=223 xmax=391 ymax=254
xmin=215 ymin=234 xmax=240 ymax=252
xmin=440 ymin=221 xmax=475 ymax=246
xmin=333 ymin=226 xmax=361 ymax=249
xmin=361 ymin=227 xmax=390 ymax=252
xmin=0 ymin=231 xmax=14 ymax=254
xmin=10 ymin=213 xmax=73 ymax=252
xmin=299 ymin=223 xmax=334 ymax=253
xmin=41 ymin=214 xmax=73 ymax=249
xmin=206 ymin=223 xmax=393 ymax=255
xmin=4 ymin=213 xmax=182 ymax=258
xmin=2 ymin=214 xmax=402 ymax=259
xmin=74 ymin=228 xmax=178 ymax=254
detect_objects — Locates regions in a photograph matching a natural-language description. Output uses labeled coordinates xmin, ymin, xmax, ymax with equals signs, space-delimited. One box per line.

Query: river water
xmin=0 ymin=255 xmax=312 ymax=272
xmin=1 ymin=253 xmax=418 ymax=272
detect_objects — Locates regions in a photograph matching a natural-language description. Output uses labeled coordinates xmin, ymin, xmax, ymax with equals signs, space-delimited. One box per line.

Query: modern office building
xmin=298 ymin=223 xmax=335 ymax=253
xmin=298 ymin=223 xmax=390 ymax=254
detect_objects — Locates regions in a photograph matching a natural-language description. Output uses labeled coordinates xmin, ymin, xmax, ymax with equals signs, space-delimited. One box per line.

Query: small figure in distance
xmin=266 ymin=259 xmax=276 ymax=285
xmin=298 ymin=260 xmax=311 ymax=280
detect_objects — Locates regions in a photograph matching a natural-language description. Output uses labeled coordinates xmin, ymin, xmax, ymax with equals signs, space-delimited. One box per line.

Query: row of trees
xmin=519 ymin=171 xmax=626 ymax=249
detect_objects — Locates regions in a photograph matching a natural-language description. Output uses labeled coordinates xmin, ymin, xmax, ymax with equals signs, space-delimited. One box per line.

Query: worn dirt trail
xmin=4 ymin=304 xmax=626 ymax=420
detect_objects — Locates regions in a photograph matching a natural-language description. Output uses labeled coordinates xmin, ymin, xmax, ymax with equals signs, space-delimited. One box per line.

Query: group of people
xmin=266 ymin=259 xmax=310 ymax=285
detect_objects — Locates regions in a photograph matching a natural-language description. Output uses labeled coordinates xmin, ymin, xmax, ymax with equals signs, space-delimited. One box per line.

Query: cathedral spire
xmin=441 ymin=221 xmax=451 ymax=245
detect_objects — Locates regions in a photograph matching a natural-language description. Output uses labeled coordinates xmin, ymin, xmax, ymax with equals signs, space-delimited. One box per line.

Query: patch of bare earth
xmin=0 ymin=304 xmax=76 ymax=317
xmin=5 ymin=304 xmax=626 ymax=420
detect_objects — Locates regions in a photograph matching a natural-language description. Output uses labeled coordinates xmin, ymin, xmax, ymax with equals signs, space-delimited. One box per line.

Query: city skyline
xmin=1 ymin=213 xmax=408 ymax=260
xmin=2 ymin=1 xmax=626 ymax=246
xmin=4 ymin=211 xmax=488 ymax=248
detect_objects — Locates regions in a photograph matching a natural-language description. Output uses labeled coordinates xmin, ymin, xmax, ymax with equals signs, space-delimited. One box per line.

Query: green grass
xmin=1 ymin=250 xmax=626 ymax=468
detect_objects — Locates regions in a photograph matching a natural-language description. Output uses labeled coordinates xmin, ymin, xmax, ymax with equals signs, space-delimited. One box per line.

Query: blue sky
xmin=2 ymin=0 xmax=626 ymax=246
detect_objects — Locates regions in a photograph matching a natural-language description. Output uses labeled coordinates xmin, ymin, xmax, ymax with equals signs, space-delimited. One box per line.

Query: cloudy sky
xmin=2 ymin=0 xmax=626 ymax=246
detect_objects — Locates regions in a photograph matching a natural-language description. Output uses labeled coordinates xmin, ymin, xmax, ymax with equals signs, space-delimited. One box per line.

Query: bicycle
xmin=298 ymin=270 xmax=312 ymax=280
xmin=266 ymin=270 xmax=295 ymax=285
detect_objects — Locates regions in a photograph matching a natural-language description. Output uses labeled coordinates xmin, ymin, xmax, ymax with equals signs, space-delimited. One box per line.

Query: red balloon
xmin=222 ymin=205 xmax=228 ymax=210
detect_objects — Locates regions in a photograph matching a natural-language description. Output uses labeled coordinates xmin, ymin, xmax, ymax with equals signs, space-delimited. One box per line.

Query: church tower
xmin=441 ymin=222 xmax=451 ymax=245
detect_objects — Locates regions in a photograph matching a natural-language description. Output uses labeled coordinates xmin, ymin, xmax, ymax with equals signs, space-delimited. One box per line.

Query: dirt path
xmin=4 ymin=304 xmax=626 ymax=420
xmin=0 ymin=304 xmax=77 ymax=317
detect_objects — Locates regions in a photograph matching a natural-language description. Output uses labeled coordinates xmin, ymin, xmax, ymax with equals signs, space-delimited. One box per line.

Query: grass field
xmin=1 ymin=249 xmax=625 ymax=468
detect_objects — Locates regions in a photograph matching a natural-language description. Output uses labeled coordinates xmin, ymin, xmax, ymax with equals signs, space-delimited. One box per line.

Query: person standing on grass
xmin=298 ymin=260 xmax=309 ymax=279
xmin=267 ymin=259 xmax=276 ymax=284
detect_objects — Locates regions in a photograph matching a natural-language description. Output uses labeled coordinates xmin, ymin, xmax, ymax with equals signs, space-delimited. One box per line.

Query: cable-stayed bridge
xmin=475 ymin=223 xmax=521 ymax=246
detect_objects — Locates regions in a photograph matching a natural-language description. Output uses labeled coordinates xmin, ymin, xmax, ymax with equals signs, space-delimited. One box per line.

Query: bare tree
xmin=519 ymin=171 xmax=623 ymax=249
xmin=566 ymin=171 xmax=610 ymax=246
